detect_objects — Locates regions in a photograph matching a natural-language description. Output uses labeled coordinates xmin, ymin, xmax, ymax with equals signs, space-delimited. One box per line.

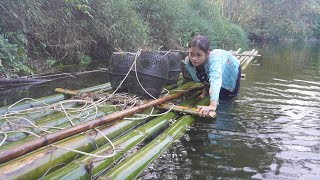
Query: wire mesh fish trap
xmin=109 ymin=52 xmax=135 ymax=92
xmin=127 ymin=50 xmax=169 ymax=99
xmin=159 ymin=51 xmax=182 ymax=85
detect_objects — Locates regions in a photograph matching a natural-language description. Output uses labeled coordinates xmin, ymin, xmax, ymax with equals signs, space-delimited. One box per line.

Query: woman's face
xmin=188 ymin=47 xmax=209 ymax=67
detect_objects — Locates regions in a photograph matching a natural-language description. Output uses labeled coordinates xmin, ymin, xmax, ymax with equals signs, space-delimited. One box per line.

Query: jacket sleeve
xmin=208 ymin=52 xmax=224 ymax=101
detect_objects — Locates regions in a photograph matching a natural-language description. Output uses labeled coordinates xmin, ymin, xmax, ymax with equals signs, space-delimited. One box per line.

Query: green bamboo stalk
xmin=0 ymin=103 xmax=79 ymax=127
xmin=0 ymin=82 xmax=204 ymax=164
xmin=0 ymin=108 xmax=158 ymax=180
xmin=41 ymin=89 xmax=199 ymax=180
xmin=42 ymin=112 xmax=177 ymax=180
xmin=100 ymin=95 xmax=210 ymax=179
xmin=1 ymin=105 xmax=119 ymax=148
xmin=0 ymin=83 xmax=111 ymax=115
xmin=0 ymin=80 xmax=196 ymax=151
xmin=101 ymin=115 xmax=195 ymax=180
xmin=1 ymin=80 xmax=187 ymax=147
xmin=0 ymin=94 xmax=65 ymax=116
xmin=157 ymin=103 xmax=216 ymax=118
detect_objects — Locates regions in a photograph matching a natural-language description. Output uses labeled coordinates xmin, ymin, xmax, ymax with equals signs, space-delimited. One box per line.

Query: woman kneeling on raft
xmin=182 ymin=35 xmax=241 ymax=116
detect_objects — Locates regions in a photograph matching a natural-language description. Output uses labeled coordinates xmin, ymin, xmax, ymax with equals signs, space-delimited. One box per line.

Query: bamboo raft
xmin=0 ymin=49 xmax=259 ymax=179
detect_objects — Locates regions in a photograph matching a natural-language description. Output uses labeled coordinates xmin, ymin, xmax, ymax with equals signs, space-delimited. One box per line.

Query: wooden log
xmin=0 ymin=82 xmax=204 ymax=163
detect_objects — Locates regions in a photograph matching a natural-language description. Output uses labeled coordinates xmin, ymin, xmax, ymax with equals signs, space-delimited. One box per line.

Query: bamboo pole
xmin=0 ymin=105 xmax=119 ymax=149
xmin=54 ymin=88 xmax=79 ymax=96
xmin=0 ymin=95 xmax=65 ymax=115
xmin=101 ymin=115 xmax=195 ymax=180
xmin=0 ymin=82 xmax=204 ymax=163
xmin=240 ymin=49 xmax=256 ymax=66
xmin=40 ymin=90 xmax=201 ymax=179
xmin=1 ymin=76 xmax=188 ymax=149
xmin=0 ymin=83 xmax=112 ymax=115
xmin=157 ymin=103 xmax=216 ymax=119
xmin=233 ymin=53 xmax=260 ymax=57
xmin=0 ymin=102 xmax=74 ymax=124
xmin=42 ymin=112 xmax=177 ymax=180
xmin=0 ymin=78 xmax=48 ymax=84
xmin=0 ymin=87 xmax=201 ymax=179
xmin=237 ymin=51 xmax=250 ymax=64
xmin=241 ymin=50 xmax=259 ymax=70
xmin=0 ymin=108 xmax=158 ymax=180
xmin=235 ymin=48 xmax=241 ymax=54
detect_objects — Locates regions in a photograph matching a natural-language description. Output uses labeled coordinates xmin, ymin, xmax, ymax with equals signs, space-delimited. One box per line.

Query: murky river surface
xmin=140 ymin=42 xmax=320 ymax=180
xmin=1 ymin=42 xmax=320 ymax=179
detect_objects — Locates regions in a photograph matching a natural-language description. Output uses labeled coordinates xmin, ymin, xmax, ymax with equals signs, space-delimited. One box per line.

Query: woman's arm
xmin=197 ymin=51 xmax=224 ymax=116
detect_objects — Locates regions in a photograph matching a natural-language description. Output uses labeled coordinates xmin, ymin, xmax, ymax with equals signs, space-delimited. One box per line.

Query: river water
xmin=1 ymin=42 xmax=319 ymax=179
xmin=140 ymin=42 xmax=320 ymax=179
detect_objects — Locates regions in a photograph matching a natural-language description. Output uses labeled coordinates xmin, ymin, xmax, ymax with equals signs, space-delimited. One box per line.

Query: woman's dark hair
xmin=188 ymin=35 xmax=210 ymax=53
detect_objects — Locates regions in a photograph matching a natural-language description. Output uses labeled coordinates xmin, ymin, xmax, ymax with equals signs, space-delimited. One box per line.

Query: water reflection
xmin=140 ymin=41 xmax=320 ymax=179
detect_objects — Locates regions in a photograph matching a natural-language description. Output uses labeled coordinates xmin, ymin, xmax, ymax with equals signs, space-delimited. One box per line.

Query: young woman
xmin=182 ymin=35 xmax=241 ymax=116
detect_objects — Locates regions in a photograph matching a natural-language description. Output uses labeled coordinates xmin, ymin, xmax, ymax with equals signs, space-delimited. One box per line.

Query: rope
xmin=50 ymin=128 xmax=116 ymax=159
xmin=0 ymin=132 xmax=7 ymax=147
xmin=38 ymin=163 xmax=66 ymax=180
xmin=133 ymin=51 xmax=157 ymax=100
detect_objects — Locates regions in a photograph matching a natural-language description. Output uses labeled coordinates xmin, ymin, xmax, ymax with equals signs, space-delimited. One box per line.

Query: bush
xmin=0 ymin=28 xmax=33 ymax=77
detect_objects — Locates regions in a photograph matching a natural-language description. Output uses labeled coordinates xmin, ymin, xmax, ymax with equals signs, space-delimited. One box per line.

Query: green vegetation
xmin=0 ymin=27 xmax=33 ymax=77
xmin=0 ymin=0 xmax=320 ymax=77
xmin=214 ymin=0 xmax=320 ymax=41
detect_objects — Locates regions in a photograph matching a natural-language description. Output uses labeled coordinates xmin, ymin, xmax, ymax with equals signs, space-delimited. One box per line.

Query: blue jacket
xmin=183 ymin=49 xmax=240 ymax=101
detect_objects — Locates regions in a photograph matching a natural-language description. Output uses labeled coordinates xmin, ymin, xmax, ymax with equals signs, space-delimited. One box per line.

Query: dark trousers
xmin=219 ymin=66 xmax=241 ymax=100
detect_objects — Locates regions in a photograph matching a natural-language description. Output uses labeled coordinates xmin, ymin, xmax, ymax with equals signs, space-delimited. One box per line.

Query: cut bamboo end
xmin=55 ymin=88 xmax=79 ymax=96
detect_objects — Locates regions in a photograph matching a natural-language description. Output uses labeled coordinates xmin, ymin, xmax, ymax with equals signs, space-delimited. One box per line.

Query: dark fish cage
xmin=159 ymin=51 xmax=182 ymax=85
xmin=108 ymin=52 xmax=135 ymax=92
xmin=127 ymin=50 xmax=169 ymax=99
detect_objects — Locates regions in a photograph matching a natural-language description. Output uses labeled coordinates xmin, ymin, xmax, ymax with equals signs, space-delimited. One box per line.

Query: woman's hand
xmin=197 ymin=105 xmax=216 ymax=116
xmin=197 ymin=100 xmax=217 ymax=117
